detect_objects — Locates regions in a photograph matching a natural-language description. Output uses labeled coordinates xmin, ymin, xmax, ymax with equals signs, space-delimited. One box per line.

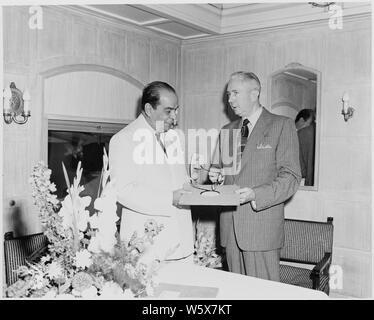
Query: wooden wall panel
xmin=38 ymin=8 xmax=73 ymax=61
xmin=3 ymin=130 xmax=32 ymax=236
xmin=44 ymin=71 xmax=142 ymax=120
xmin=183 ymin=46 xmax=225 ymax=94
xmin=283 ymin=189 xmax=324 ymax=221
xmin=325 ymin=29 xmax=371 ymax=83
xmin=98 ymin=27 xmax=127 ymax=71
xmin=224 ymin=41 xmax=269 ymax=84
xmin=3 ymin=7 xmax=32 ymax=68
xmin=126 ymin=32 xmax=150 ymax=85
xmin=150 ymin=41 xmax=179 ymax=89
xmin=167 ymin=44 xmax=179 ymax=91
xmin=332 ymin=248 xmax=372 ymax=298
xmin=268 ymin=31 xmax=326 ymax=75
xmin=320 ymin=138 xmax=371 ymax=193
xmin=72 ymin=20 xmax=98 ymax=58
xmin=325 ymin=199 xmax=371 ymax=252
xmin=150 ymin=41 xmax=170 ymax=84
xmin=183 ymin=92 xmax=226 ymax=130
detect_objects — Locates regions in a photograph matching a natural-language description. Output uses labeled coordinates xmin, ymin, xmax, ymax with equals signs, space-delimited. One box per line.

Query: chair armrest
xmin=26 ymin=244 xmax=49 ymax=264
xmin=310 ymin=252 xmax=331 ymax=290
xmin=312 ymin=252 xmax=332 ymax=276
xmin=4 ymin=232 xmax=14 ymax=240
xmin=311 ymin=252 xmax=331 ymax=290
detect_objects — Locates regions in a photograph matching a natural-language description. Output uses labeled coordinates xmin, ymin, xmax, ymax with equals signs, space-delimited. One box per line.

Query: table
xmin=154 ymin=262 xmax=328 ymax=300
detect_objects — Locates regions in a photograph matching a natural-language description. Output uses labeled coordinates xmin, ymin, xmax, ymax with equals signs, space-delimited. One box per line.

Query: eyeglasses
xmin=165 ymin=105 xmax=179 ymax=116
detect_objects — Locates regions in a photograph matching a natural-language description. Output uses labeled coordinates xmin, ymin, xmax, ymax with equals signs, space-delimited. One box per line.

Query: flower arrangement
xmin=5 ymin=150 xmax=163 ymax=299
xmin=193 ymin=220 xmax=222 ymax=269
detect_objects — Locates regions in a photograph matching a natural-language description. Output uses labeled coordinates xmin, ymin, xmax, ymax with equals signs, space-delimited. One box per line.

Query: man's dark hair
xmin=295 ymin=109 xmax=315 ymax=123
xmin=141 ymin=81 xmax=176 ymax=111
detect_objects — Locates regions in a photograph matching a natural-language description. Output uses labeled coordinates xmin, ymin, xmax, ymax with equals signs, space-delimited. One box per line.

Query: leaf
xmin=103 ymin=148 xmax=109 ymax=171
xmin=97 ymin=167 xmax=104 ymax=198
xmin=61 ymin=162 xmax=71 ymax=192
xmin=101 ymin=148 xmax=110 ymax=190
xmin=59 ymin=278 xmax=71 ymax=294
xmin=74 ymin=161 xmax=83 ymax=188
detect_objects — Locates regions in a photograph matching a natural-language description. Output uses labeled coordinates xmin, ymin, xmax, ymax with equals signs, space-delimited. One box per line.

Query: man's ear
xmin=144 ymin=103 xmax=154 ymax=117
xmin=250 ymin=88 xmax=260 ymax=101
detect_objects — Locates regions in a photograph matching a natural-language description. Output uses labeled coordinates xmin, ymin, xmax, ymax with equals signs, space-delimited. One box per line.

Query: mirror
xmin=268 ymin=63 xmax=320 ymax=190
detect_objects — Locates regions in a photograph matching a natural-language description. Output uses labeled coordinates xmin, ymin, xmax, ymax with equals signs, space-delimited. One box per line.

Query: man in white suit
xmin=109 ymin=81 xmax=193 ymax=263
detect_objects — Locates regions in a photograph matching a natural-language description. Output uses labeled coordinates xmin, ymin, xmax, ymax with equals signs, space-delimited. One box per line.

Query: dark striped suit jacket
xmin=214 ymin=108 xmax=301 ymax=251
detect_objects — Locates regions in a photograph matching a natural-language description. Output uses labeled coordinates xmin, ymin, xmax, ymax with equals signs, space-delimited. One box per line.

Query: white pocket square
xmin=257 ymin=143 xmax=272 ymax=149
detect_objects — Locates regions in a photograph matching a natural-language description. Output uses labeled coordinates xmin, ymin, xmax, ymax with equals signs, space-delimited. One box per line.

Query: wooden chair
xmin=280 ymin=217 xmax=334 ymax=295
xmin=3 ymin=232 xmax=48 ymax=286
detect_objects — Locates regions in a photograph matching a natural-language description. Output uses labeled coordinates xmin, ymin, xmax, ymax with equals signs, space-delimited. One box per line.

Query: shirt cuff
xmin=250 ymin=200 xmax=257 ymax=211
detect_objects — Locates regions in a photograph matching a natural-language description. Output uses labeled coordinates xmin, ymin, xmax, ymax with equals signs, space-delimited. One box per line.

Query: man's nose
xmin=170 ymin=110 xmax=177 ymax=119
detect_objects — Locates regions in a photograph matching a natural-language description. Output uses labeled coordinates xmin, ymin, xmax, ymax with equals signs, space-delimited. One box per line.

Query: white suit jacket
xmin=109 ymin=113 xmax=193 ymax=261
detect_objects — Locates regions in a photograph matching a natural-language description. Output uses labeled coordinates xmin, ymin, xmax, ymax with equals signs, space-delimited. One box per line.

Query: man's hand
xmin=137 ymin=247 xmax=158 ymax=266
xmin=190 ymin=165 xmax=200 ymax=182
xmin=190 ymin=153 xmax=206 ymax=183
xmin=208 ymin=167 xmax=224 ymax=184
xmin=235 ymin=187 xmax=255 ymax=205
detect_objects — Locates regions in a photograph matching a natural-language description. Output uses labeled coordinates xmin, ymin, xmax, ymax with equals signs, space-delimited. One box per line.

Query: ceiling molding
xmin=181 ymin=11 xmax=371 ymax=46
xmin=138 ymin=18 xmax=169 ymax=27
xmin=67 ymin=5 xmax=181 ymax=44
xmin=133 ymin=4 xmax=221 ymax=34
xmin=134 ymin=2 xmax=371 ymax=38
xmin=220 ymin=2 xmax=372 ymax=34
xmin=70 ymin=2 xmax=371 ymax=41
xmin=147 ymin=25 xmax=208 ymax=40
xmin=221 ymin=3 xmax=299 ymax=17
xmin=78 ymin=4 xmax=143 ymax=26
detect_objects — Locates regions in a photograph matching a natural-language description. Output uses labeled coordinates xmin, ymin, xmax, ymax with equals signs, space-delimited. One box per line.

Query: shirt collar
xmin=140 ymin=113 xmax=173 ymax=143
xmin=243 ymin=106 xmax=263 ymax=127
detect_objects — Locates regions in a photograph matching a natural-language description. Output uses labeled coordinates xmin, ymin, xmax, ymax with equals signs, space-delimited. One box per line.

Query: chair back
xmin=4 ymin=232 xmax=48 ymax=286
xmin=280 ymin=217 xmax=334 ymax=264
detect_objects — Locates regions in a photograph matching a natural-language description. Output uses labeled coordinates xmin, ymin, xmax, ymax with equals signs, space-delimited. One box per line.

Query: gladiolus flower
xmin=47 ymin=262 xmax=63 ymax=279
xmin=75 ymin=249 xmax=92 ymax=269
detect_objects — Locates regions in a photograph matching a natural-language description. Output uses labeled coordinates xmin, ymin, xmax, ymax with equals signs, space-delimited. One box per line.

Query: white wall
xmin=44 ymin=70 xmax=142 ymax=120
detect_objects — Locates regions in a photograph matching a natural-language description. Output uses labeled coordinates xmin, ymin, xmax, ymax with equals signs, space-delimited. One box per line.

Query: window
xmin=48 ymin=119 xmax=125 ymax=208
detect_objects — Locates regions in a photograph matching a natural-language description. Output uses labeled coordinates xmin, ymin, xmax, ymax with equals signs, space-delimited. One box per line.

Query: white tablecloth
xmin=155 ymin=262 xmax=328 ymax=300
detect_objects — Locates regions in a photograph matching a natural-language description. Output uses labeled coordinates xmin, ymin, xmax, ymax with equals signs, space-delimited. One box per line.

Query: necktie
xmin=236 ymin=119 xmax=250 ymax=174
xmin=240 ymin=119 xmax=250 ymax=154
xmin=156 ymin=133 xmax=167 ymax=157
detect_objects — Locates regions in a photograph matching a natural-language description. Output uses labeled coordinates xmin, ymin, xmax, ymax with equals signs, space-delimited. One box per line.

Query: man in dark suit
xmin=295 ymin=109 xmax=316 ymax=186
xmin=209 ymin=71 xmax=301 ymax=281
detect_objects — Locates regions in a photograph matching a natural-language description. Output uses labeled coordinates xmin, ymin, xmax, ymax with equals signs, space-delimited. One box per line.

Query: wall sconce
xmin=3 ymin=82 xmax=31 ymax=124
xmin=341 ymin=92 xmax=354 ymax=122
